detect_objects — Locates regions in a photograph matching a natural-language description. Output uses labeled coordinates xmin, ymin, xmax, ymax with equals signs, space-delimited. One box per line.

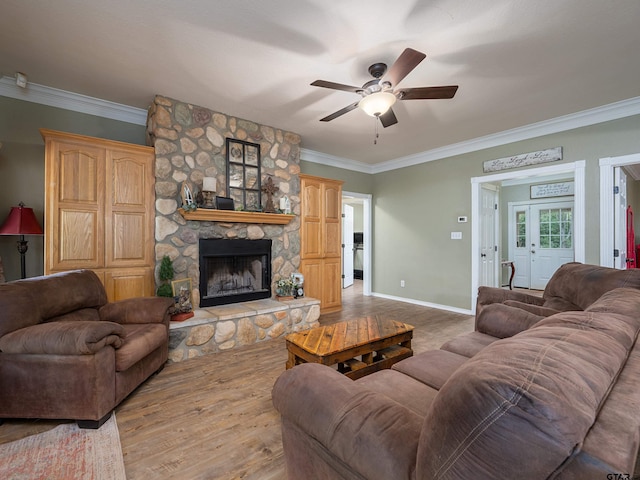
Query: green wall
xmin=0 ymin=96 xmax=146 ymax=281
xmin=303 ymin=114 xmax=640 ymax=310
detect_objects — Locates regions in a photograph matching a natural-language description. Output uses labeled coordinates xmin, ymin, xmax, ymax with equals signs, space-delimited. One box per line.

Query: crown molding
xmin=370 ymin=96 xmax=640 ymax=174
xmin=0 ymin=77 xmax=148 ymax=125
xmin=300 ymin=148 xmax=374 ymax=174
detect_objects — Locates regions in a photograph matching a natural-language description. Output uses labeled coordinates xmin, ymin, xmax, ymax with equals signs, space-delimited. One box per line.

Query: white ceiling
xmin=1 ymin=0 xmax=640 ymax=166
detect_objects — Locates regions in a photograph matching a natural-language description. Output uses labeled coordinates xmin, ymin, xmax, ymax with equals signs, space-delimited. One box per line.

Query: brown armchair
xmin=0 ymin=270 xmax=174 ymax=428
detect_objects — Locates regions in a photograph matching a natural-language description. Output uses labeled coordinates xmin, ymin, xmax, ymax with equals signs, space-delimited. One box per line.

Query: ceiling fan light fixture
xmin=359 ymin=91 xmax=396 ymax=117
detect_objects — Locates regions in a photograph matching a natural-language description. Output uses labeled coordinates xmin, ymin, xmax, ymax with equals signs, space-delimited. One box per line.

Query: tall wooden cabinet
xmin=299 ymin=174 xmax=343 ymax=313
xmin=41 ymin=129 xmax=155 ymax=301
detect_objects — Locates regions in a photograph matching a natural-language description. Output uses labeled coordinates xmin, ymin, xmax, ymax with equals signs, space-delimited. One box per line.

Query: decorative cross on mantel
xmin=261 ymin=176 xmax=279 ymax=213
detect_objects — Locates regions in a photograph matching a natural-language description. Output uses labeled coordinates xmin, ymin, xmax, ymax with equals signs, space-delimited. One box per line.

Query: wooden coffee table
xmin=285 ymin=316 xmax=414 ymax=380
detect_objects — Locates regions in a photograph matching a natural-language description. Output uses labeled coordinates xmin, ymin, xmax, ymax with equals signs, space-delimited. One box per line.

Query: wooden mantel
xmin=178 ymin=208 xmax=294 ymax=225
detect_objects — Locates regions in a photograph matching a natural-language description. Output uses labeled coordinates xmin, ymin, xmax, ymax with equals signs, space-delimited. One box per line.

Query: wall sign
xmin=483 ymin=147 xmax=563 ymax=173
xmin=530 ymin=181 xmax=574 ymax=199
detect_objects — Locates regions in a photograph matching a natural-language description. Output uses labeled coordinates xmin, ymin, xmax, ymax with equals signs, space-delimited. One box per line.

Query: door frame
xmin=599 ymin=152 xmax=640 ymax=267
xmin=342 ymin=191 xmax=372 ymax=296
xmin=471 ymin=160 xmax=586 ymax=311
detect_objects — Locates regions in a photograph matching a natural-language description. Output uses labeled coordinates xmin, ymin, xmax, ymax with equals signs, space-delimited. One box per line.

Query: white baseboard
xmin=371 ymin=292 xmax=474 ymax=316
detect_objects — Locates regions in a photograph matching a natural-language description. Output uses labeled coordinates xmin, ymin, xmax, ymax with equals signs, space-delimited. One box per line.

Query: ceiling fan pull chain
xmin=374 ymin=116 xmax=379 ymax=145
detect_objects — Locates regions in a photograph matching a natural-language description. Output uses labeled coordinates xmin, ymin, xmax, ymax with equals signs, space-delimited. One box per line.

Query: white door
xmin=614 ymin=167 xmax=628 ymax=269
xmin=530 ymin=202 xmax=574 ymax=289
xmin=342 ymin=204 xmax=354 ymax=288
xmin=509 ymin=205 xmax=531 ymax=288
xmin=479 ymin=185 xmax=498 ymax=287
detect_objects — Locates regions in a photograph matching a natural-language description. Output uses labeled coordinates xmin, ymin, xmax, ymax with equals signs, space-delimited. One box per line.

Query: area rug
xmin=0 ymin=414 xmax=126 ymax=480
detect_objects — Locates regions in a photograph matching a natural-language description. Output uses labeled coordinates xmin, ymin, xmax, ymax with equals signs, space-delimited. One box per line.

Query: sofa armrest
xmin=272 ymin=363 xmax=422 ymax=480
xmin=0 ymin=321 xmax=125 ymax=355
xmin=476 ymin=303 xmax=544 ymax=338
xmin=99 ymin=297 xmax=174 ymax=326
xmin=475 ymin=286 xmax=545 ymax=324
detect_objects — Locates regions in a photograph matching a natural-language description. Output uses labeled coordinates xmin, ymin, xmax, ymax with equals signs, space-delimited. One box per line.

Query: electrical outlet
xmin=451 ymin=231 xmax=463 ymax=240
xmin=400 ymin=280 xmax=405 ymax=288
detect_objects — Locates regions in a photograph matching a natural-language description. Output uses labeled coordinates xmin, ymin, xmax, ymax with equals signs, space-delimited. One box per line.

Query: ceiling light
xmin=359 ymin=92 xmax=396 ymax=117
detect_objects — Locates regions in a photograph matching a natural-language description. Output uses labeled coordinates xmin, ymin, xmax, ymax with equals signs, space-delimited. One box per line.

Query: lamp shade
xmin=359 ymin=91 xmax=397 ymax=117
xmin=0 ymin=202 xmax=43 ymax=235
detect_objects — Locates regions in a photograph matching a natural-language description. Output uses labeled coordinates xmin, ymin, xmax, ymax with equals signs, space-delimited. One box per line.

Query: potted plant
xmin=156 ymin=255 xmax=174 ymax=297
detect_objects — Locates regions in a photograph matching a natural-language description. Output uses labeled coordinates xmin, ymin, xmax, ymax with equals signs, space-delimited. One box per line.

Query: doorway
xmin=342 ymin=192 xmax=372 ymax=296
xmin=471 ymin=161 xmax=586 ymax=310
xmin=600 ymin=153 xmax=640 ymax=268
xmin=508 ymin=200 xmax=574 ymax=289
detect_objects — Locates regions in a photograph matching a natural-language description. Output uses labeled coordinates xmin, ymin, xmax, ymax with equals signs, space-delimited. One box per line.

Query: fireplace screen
xmin=199 ymin=238 xmax=271 ymax=307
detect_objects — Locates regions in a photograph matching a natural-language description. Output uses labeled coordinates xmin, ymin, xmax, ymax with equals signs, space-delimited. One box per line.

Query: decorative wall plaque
xmin=483 ymin=147 xmax=563 ymax=173
xmin=530 ymin=181 xmax=574 ymax=199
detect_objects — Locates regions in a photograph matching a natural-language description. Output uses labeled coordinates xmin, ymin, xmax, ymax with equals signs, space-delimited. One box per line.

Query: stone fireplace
xmin=147 ymin=96 xmax=319 ymax=362
xmin=148 ymin=95 xmax=302 ymax=307
xmin=199 ymin=238 xmax=272 ymax=306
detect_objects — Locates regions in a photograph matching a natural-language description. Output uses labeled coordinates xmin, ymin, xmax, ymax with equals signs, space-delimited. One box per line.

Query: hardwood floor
xmin=0 ymin=281 xmax=474 ymax=479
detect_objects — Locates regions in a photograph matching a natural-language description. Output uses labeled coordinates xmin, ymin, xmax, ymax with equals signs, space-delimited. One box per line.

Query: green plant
xmin=157 ymin=255 xmax=174 ymax=297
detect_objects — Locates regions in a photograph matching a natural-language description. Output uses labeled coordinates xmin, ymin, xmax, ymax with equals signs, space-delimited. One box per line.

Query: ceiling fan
xmin=311 ymin=48 xmax=458 ymax=128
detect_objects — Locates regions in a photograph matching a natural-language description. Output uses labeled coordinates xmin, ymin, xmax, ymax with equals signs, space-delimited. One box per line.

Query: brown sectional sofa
xmin=0 ymin=269 xmax=174 ymax=428
xmin=273 ymin=263 xmax=640 ymax=479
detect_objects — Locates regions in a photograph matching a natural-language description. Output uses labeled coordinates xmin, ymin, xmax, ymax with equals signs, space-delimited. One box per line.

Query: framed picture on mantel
xmin=226 ymin=138 xmax=261 ymax=211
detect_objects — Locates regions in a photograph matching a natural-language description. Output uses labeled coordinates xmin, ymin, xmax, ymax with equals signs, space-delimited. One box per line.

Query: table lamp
xmin=0 ymin=202 xmax=43 ymax=279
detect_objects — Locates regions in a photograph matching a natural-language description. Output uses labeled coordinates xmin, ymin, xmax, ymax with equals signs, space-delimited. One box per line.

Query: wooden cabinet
xmin=41 ymin=129 xmax=155 ymax=301
xmin=299 ymin=174 xmax=343 ymax=313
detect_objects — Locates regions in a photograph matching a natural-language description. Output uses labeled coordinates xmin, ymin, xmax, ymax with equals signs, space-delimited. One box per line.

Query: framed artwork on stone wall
xmin=226 ymin=138 xmax=261 ymax=211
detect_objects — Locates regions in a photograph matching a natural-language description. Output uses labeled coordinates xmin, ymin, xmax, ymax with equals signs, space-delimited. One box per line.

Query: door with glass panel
xmin=510 ymin=201 xmax=574 ymax=290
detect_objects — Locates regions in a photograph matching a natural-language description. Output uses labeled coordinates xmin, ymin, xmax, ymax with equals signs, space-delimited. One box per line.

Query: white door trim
xmin=343 ymin=191 xmax=372 ymax=296
xmin=471 ymin=160 xmax=586 ymax=311
xmin=599 ymin=153 xmax=640 ymax=267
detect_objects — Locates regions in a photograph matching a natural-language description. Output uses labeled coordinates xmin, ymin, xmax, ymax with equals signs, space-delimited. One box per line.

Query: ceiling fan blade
xmin=319 ymin=101 xmax=360 ymax=122
xmin=397 ymin=85 xmax=459 ymax=100
xmin=311 ymin=80 xmax=362 ymax=94
xmin=379 ymin=108 xmax=398 ymax=128
xmin=382 ymin=48 xmax=427 ymax=87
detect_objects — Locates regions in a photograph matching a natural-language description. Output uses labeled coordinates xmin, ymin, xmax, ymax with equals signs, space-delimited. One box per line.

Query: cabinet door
xmin=105 ymin=148 xmax=154 ymax=268
xmin=323 ymin=182 xmax=342 ymax=258
xmin=104 ymin=267 xmax=153 ymax=302
xmin=321 ymin=257 xmax=342 ymax=312
xmin=300 ymin=178 xmax=322 ymax=258
xmin=45 ymin=140 xmax=105 ymax=272
xmin=300 ymin=258 xmax=322 ymax=303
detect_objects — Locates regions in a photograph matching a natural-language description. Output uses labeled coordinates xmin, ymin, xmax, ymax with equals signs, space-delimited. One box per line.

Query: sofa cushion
xmin=439 ymin=331 xmax=497 ymax=358
xmin=0 ymin=270 xmax=107 ymax=338
xmin=115 ymin=323 xmax=167 ymax=371
xmin=46 ymin=308 xmax=101 ymax=323
xmin=0 ymin=281 xmax=42 ymax=337
xmin=391 ymin=350 xmax=468 ymax=390
xmin=356 ymin=369 xmax=438 ymax=417
xmin=0 ymin=320 xmax=125 ymax=355
xmin=542 ymin=262 xmax=640 ymax=311
xmin=416 ymin=307 xmax=640 ymax=480
xmin=475 ymin=303 xmax=544 ymax=338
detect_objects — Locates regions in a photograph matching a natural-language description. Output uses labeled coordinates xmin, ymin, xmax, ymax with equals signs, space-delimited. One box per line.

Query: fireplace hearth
xmin=199 ymin=238 xmax=272 ymax=307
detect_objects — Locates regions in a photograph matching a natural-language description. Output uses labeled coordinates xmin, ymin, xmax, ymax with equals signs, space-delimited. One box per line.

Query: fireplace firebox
xmin=199 ymin=238 xmax=272 ymax=307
